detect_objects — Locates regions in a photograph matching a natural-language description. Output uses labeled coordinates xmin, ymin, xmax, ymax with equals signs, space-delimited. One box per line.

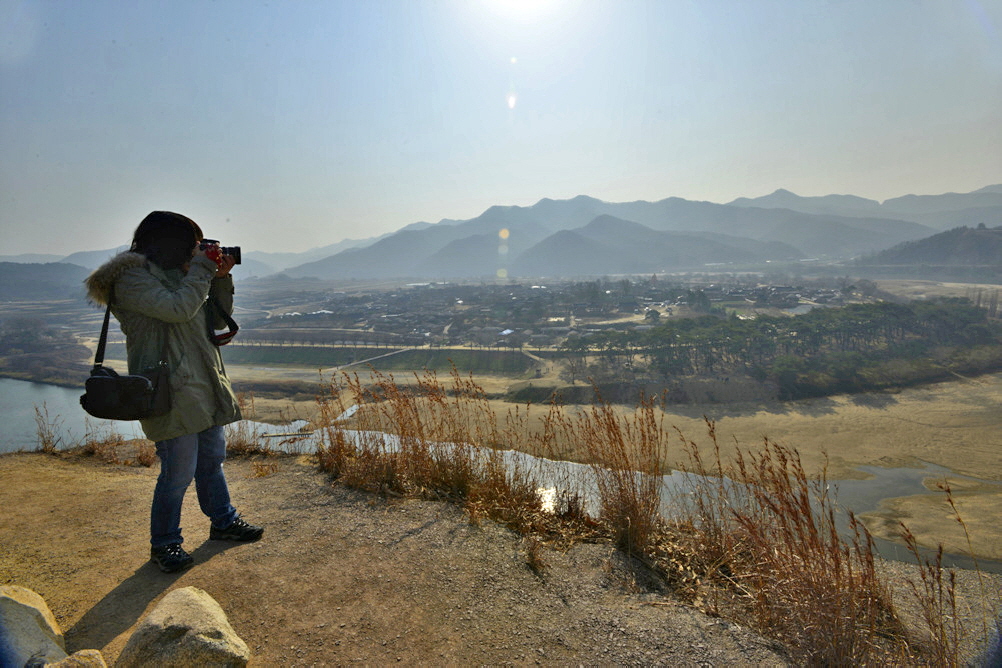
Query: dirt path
xmin=1 ymin=452 xmax=793 ymax=666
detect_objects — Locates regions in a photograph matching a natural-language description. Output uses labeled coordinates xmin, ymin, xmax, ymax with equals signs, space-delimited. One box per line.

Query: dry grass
xmin=252 ymin=461 xmax=280 ymax=477
xmin=522 ymin=535 xmax=549 ymax=575
xmin=30 ymin=396 xmax=270 ymax=467
xmin=33 ymin=403 xmax=63 ymax=454
xmin=71 ymin=419 xmax=156 ymax=467
xmin=34 ymin=406 xmax=154 ymax=466
xmin=695 ymin=435 xmax=903 ymax=663
xmin=224 ymin=392 xmax=299 ymax=457
xmin=314 ymin=368 xmax=598 ymax=543
xmin=311 ymin=367 xmax=994 ymax=665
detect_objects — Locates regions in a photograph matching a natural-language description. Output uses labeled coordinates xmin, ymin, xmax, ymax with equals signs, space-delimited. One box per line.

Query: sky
xmin=1 ymin=0 xmax=1000 ymax=256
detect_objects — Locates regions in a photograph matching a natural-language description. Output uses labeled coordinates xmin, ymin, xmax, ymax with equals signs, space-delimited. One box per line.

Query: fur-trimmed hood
xmin=84 ymin=251 xmax=147 ymax=305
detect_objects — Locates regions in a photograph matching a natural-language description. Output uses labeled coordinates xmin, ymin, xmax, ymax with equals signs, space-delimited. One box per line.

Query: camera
xmin=199 ymin=239 xmax=241 ymax=266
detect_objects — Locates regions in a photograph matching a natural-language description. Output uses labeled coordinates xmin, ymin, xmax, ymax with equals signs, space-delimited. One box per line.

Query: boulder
xmin=977 ymin=621 xmax=1001 ymax=667
xmin=115 ymin=586 xmax=250 ymax=667
xmin=48 ymin=649 xmax=109 ymax=667
xmin=0 ymin=584 xmax=68 ymax=666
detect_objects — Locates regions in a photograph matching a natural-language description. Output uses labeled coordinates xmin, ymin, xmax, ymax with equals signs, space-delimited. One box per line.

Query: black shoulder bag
xmin=80 ymin=296 xmax=172 ymax=421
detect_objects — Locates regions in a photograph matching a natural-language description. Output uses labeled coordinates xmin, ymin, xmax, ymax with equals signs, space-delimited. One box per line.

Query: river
xmin=0 ymin=377 xmax=146 ymax=453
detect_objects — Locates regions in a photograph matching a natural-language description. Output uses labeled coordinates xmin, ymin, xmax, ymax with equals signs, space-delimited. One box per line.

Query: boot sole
xmin=150 ymin=557 xmax=194 ymax=573
xmin=208 ymin=531 xmax=263 ymax=542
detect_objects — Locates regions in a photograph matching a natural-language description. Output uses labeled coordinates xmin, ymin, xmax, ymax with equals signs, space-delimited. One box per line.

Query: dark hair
xmin=131 ymin=211 xmax=203 ymax=270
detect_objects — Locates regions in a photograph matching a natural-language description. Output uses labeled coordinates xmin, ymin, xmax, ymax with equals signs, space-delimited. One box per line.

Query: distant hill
xmin=245 ymin=232 xmax=397 ymax=272
xmin=0 ymin=262 xmax=90 ymax=301
xmin=895 ymin=205 xmax=1002 ymax=231
xmin=25 ymin=246 xmax=278 ymax=280
xmin=418 ymin=233 xmax=508 ymax=278
xmin=510 ymin=216 xmax=802 ymax=277
xmin=729 ymin=185 xmax=1002 ymax=230
xmin=864 ymin=225 xmax=1002 ymax=266
xmin=0 ymin=253 xmax=64 ymax=264
xmin=728 ymin=189 xmax=884 ymax=218
xmin=59 ymin=246 xmax=130 ymax=270
xmin=287 ymin=208 xmax=555 ymax=279
xmin=881 ymin=185 xmax=1002 ymax=217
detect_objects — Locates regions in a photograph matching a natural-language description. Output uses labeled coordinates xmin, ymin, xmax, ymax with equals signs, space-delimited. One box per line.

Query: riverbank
xmin=2 ymin=451 xmax=999 ymax=665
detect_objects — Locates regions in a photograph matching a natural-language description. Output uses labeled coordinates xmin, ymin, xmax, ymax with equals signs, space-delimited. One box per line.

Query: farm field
xmin=875 ymin=278 xmax=1002 ymax=301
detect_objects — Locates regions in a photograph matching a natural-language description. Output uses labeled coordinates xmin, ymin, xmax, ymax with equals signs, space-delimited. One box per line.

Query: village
xmin=234 ymin=275 xmax=856 ymax=351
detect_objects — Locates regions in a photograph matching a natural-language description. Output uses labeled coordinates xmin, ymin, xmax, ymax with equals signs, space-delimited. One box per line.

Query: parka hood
xmin=84 ymin=251 xmax=147 ymax=305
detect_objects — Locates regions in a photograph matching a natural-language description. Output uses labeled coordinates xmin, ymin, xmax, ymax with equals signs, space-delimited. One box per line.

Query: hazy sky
xmin=1 ymin=0 xmax=1000 ymax=256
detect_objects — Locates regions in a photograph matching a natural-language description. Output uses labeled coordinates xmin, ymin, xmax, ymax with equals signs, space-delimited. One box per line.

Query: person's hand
xmin=214 ymin=254 xmax=236 ymax=278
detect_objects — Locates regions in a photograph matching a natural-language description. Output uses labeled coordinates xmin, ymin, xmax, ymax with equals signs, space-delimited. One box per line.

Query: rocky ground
xmin=1 ymin=451 xmax=999 ymax=666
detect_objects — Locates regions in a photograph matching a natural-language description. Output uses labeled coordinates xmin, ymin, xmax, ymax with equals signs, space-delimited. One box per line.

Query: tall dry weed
xmin=901 ymin=528 xmax=961 ymax=666
xmin=225 ymin=392 xmax=285 ymax=456
xmin=311 ymin=370 xmax=981 ymax=664
xmin=544 ymin=393 xmax=668 ymax=554
xmin=314 ymin=367 xmax=555 ymax=533
xmin=33 ymin=403 xmax=62 ymax=453
xmin=731 ymin=440 xmax=900 ymax=663
xmin=897 ymin=479 xmax=1000 ymax=666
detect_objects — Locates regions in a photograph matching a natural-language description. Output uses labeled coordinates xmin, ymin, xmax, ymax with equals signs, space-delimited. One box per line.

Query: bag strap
xmin=93 ymin=290 xmax=170 ymax=370
xmin=206 ymin=295 xmax=239 ymax=346
xmin=92 ymin=300 xmax=113 ymax=371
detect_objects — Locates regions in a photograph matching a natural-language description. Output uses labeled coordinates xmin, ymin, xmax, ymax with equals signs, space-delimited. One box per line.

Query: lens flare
xmin=499 ymin=228 xmax=510 ymax=239
xmin=507 ymin=93 xmax=517 ymax=109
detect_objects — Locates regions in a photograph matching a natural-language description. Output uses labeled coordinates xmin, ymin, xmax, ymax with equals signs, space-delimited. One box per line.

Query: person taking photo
xmin=85 ymin=211 xmax=262 ymax=573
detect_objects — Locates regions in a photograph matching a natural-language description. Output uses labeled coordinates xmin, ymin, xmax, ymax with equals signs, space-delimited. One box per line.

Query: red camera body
xmin=199 ymin=239 xmax=241 ymax=266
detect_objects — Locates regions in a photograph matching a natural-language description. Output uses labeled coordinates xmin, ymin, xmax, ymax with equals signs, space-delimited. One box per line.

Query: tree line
xmin=559 ymin=299 xmax=1002 ymax=399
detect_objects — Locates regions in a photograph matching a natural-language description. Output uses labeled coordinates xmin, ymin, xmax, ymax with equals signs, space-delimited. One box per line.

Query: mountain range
xmin=278 ymin=186 xmax=1000 ymax=280
xmin=3 ymin=185 xmax=999 ymax=282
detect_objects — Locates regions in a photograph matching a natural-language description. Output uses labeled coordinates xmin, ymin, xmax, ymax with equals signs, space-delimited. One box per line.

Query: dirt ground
xmin=2 ymin=452 xmax=1001 ymax=666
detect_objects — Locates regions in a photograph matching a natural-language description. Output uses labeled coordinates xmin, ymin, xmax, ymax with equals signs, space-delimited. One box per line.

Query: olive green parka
xmin=84 ymin=251 xmax=241 ymax=442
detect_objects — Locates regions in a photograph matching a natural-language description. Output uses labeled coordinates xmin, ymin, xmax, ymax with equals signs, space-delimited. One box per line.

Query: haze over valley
xmin=3 ymin=184 xmax=1000 ymax=287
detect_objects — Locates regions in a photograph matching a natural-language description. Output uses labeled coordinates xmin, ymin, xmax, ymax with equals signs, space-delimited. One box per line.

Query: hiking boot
xmin=209 ymin=517 xmax=264 ymax=542
xmin=150 ymin=543 xmax=194 ymax=573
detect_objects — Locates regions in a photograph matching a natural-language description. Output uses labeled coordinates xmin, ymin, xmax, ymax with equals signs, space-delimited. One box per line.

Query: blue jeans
xmin=151 ymin=426 xmax=238 ymax=547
